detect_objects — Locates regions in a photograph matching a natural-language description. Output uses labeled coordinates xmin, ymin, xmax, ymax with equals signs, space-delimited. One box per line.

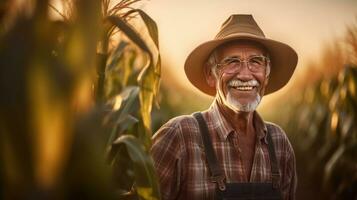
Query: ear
xmin=260 ymin=76 xmax=269 ymax=97
xmin=264 ymin=63 xmax=271 ymax=87
xmin=204 ymin=64 xmax=216 ymax=88
xmin=264 ymin=76 xmax=269 ymax=87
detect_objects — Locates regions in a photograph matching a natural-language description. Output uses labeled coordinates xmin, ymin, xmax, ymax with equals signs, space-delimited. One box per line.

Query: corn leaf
xmin=113 ymin=135 xmax=160 ymax=200
xmin=106 ymin=14 xmax=157 ymax=136
xmin=324 ymin=145 xmax=345 ymax=185
xmin=106 ymin=86 xmax=140 ymax=145
xmin=106 ymin=15 xmax=151 ymax=54
xmin=106 ymin=41 xmax=129 ymax=71
xmin=120 ymin=9 xmax=162 ymax=130
xmin=126 ymin=9 xmax=159 ymax=49
xmin=126 ymin=9 xmax=161 ymax=102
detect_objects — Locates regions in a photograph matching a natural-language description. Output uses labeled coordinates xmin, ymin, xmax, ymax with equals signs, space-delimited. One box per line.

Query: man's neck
xmin=216 ymin=101 xmax=255 ymax=136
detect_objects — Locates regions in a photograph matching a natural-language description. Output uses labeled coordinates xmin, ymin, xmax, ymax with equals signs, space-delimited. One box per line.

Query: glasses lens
xmin=248 ymin=56 xmax=267 ymax=72
xmin=218 ymin=58 xmax=241 ymax=73
xmin=217 ymin=56 xmax=268 ymax=74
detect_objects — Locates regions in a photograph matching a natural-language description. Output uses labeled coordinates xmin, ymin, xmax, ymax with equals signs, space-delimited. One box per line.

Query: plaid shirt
xmin=151 ymin=101 xmax=297 ymax=200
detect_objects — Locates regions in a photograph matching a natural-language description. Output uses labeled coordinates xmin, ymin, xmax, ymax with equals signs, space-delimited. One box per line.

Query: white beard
xmin=225 ymin=90 xmax=261 ymax=112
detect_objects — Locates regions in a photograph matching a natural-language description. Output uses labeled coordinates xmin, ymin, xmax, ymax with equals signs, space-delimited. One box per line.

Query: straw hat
xmin=184 ymin=14 xmax=298 ymax=96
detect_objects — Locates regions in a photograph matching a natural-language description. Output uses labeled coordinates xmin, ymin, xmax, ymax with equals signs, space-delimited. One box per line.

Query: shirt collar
xmin=253 ymin=110 xmax=268 ymax=144
xmin=206 ymin=100 xmax=268 ymax=143
xmin=207 ymin=101 xmax=234 ymax=141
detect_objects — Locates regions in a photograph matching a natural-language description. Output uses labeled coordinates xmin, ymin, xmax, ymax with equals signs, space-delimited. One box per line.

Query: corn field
xmin=0 ymin=0 xmax=160 ymax=199
xmin=1 ymin=0 xmax=357 ymax=199
xmin=271 ymin=22 xmax=357 ymax=200
xmin=283 ymin=66 xmax=357 ymax=199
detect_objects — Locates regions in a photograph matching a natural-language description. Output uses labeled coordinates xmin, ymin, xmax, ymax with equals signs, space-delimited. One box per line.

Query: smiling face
xmin=205 ymin=41 xmax=270 ymax=113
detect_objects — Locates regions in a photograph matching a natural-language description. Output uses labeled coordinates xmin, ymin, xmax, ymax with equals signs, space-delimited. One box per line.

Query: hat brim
xmin=184 ymin=33 xmax=298 ymax=96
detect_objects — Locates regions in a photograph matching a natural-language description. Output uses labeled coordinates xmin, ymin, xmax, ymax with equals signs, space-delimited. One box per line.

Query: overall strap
xmin=266 ymin=126 xmax=281 ymax=189
xmin=193 ymin=112 xmax=226 ymax=191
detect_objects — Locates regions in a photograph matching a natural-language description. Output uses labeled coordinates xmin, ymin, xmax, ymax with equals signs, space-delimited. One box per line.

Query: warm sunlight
xmin=142 ymin=0 xmax=357 ymax=105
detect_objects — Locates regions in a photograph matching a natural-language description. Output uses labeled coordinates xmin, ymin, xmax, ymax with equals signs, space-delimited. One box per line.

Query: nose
xmin=236 ymin=62 xmax=254 ymax=81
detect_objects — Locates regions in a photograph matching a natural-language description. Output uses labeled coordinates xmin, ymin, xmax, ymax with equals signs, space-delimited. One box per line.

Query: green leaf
xmin=106 ymin=41 xmax=129 ymax=71
xmin=106 ymin=15 xmax=151 ymax=54
xmin=106 ymin=14 xmax=161 ymax=136
xmin=125 ymin=9 xmax=159 ymax=50
xmin=122 ymin=49 xmax=137 ymax=88
xmin=125 ymin=9 xmax=161 ymax=97
xmin=106 ymin=87 xmax=140 ymax=145
xmin=138 ymin=63 xmax=156 ymax=137
xmin=116 ymin=86 xmax=140 ymax=120
xmin=113 ymin=135 xmax=161 ymax=200
xmin=117 ymin=114 xmax=139 ymax=132
xmin=341 ymin=113 xmax=353 ymax=139
xmin=107 ymin=114 xmax=139 ymax=149
xmin=153 ymin=56 xmax=161 ymax=108
xmin=323 ymin=145 xmax=345 ymax=186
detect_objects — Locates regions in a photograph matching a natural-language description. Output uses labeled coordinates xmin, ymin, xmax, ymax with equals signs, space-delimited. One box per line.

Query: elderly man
xmin=151 ymin=14 xmax=297 ymax=200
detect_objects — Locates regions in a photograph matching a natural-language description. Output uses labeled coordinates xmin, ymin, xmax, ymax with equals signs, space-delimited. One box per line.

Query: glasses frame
xmin=215 ymin=55 xmax=270 ymax=74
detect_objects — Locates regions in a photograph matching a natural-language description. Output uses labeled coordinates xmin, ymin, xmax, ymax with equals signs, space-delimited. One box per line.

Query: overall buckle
xmin=210 ymin=175 xmax=226 ymax=191
xmin=271 ymin=172 xmax=280 ymax=189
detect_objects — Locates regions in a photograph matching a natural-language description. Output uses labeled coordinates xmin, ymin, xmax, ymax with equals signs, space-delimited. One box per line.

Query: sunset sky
xmin=142 ymin=0 xmax=357 ymax=102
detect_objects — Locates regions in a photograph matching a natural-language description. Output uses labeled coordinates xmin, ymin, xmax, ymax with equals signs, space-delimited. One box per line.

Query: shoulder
xmin=152 ymin=114 xmax=198 ymax=139
xmin=265 ymin=121 xmax=289 ymax=141
xmin=151 ymin=114 xmax=200 ymax=155
xmin=164 ymin=114 xmax=199 ymax=129
xmin=264 ymin=121 xmax=295 ymax=157
xmin=265 ymin=122 xmax=286 ymax=138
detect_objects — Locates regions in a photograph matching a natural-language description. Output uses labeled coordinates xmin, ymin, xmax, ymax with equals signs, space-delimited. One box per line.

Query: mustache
xmin=228 ymin=79 xmax=260 ymax=87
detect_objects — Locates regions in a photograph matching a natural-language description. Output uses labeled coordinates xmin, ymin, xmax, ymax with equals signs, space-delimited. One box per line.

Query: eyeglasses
xmin=216 ymin=55 xmax=270 ymax=74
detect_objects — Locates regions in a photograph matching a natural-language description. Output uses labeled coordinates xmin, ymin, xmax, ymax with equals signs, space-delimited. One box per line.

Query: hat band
xmin=215 ymin=24 xmax=265 ymax=39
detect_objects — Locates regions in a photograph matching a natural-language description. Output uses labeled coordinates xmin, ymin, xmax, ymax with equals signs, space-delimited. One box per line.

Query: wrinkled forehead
xmin=215 ymin=40 xmax=269 ymax=58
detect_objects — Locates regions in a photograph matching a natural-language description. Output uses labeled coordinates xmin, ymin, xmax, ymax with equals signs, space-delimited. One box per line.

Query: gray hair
xmin=206 ymin=49 xmax=219 ymax=78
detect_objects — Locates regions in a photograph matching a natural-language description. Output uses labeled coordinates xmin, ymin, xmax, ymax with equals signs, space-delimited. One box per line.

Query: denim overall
xmin=193 ymin=113 xmax=282 ymax=200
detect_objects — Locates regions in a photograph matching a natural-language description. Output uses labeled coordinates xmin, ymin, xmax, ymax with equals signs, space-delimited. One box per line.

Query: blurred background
xmin=0 ymin=0 xmax=356 ymax=199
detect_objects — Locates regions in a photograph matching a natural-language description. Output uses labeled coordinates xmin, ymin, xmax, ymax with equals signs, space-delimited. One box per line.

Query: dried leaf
xmin=106 ymin=15 xmax=151 ymax=54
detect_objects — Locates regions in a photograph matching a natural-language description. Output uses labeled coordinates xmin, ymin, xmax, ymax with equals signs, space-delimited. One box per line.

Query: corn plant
xmin=285 ymin=66 xmax=356 ymax=199
xmin=0 ymin=0 xmax=161 ymax=199
xmin=96 ymin=2 xmax=161 ymax=199
xmin=271 ymin=23 xmax=357 ymax=200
